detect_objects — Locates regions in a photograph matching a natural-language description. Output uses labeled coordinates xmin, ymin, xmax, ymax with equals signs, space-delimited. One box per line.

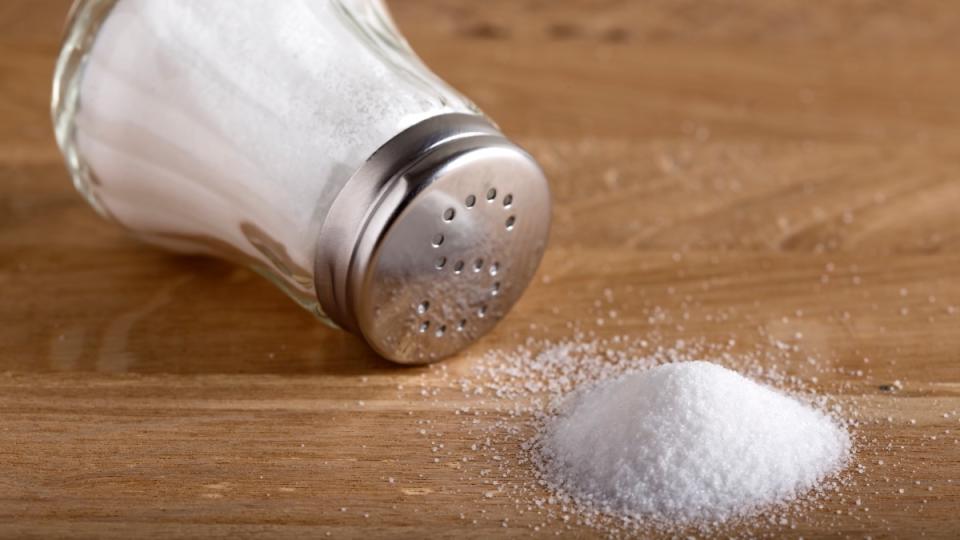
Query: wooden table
xmin=2 ymin=1 xmax=959 ymax=537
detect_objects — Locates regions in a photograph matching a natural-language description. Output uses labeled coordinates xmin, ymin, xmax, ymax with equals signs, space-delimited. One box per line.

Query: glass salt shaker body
xmin=52 ymin=0 xmax=551 ymax=363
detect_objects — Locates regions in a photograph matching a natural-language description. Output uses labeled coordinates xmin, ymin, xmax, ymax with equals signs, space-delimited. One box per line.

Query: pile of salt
xmin=536 ymin=361 xmax=850 ymax=523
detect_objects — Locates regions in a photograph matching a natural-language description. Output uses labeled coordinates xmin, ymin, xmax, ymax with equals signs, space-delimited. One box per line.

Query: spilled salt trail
xmin=536 ymin=361 xmax=851 ymax=523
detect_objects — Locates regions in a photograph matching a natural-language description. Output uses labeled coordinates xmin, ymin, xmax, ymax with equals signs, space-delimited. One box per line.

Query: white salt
xmin=71 ymin=0 xmax=475 ymax=290
xmin=536 ymin=361 xmax=850 ymax=524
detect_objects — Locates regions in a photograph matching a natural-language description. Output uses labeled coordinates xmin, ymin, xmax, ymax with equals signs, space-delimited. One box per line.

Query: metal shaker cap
xmin=315 ymin=114 xmax=551 ymax=364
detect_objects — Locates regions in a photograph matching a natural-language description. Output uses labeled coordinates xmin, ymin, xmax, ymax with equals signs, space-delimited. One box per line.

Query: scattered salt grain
xmin=536 ymin=361 xmax=851 ymax=523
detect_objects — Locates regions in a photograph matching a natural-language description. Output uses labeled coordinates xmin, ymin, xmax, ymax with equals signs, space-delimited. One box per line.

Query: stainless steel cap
xmin=315 ymin=114 xmax=551 ymax=364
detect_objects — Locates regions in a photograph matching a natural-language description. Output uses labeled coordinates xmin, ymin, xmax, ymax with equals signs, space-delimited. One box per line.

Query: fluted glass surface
xmin=52 ymin=0 xmax=481 ymax=322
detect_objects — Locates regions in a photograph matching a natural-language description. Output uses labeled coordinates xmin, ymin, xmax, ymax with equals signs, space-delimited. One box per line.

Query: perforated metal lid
xmin=315 ymin=114 xmax=551 ymax=364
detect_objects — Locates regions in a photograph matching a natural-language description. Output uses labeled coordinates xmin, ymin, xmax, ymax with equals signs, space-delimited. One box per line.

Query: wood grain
xmin=2 ymin=0 xmax=960 ymax=537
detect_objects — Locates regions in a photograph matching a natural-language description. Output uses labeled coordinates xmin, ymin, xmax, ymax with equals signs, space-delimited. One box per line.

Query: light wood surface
xmin=2 ymin=1 xmax=960 ymax=537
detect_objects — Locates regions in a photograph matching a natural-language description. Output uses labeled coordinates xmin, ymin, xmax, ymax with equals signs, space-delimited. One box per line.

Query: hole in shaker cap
xmin=435 ymin=324 xmax=446 ymax=337
xmin=417 ymin=301 xmax=429 ymax=314
xmin=465 ymin=195 xmax=476 ymax=208
xmin=454 ymin=260 xmax=465 ymax=274
xmin=435 ymin=256 xmax=447 ymax=269
xmin=443 ymin=208 xmax=455 ymax=221
xmin=505 ymin=216 xmax=516 ymax=230
xmin=432 ymin=233 xmax=444 ymax=247
xmin=486 ymin=188 xmax=497 ymax=201
xmin=503 ymin=194 xmax=513 ymax=207
xmin=478 ymin=305 xmax=488 ymax=318
xmin=419 ymin=321 xmax=430 ymax=333
xmin=489 ymin=262 xmax=500 ymax=276
xmin=491 ymin=282 xmax=501 ymax=296
xmin=473 ymin=258 xmax=484 ymax=272
xmin=458 ymin=319 xmax=467 ymax=331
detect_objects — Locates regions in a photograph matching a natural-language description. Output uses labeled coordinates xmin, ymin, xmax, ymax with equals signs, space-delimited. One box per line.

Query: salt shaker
xmin=51 ymin=0 xmax=551 ymax=364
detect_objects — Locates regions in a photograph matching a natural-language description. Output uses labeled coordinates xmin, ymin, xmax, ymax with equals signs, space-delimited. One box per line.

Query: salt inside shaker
xmin=51 ymin=0 xmax=551 ymax=363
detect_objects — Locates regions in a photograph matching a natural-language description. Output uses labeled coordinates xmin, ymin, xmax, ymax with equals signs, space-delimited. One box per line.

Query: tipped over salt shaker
xmin=51 ymin=0 xmax=551 ymax=364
